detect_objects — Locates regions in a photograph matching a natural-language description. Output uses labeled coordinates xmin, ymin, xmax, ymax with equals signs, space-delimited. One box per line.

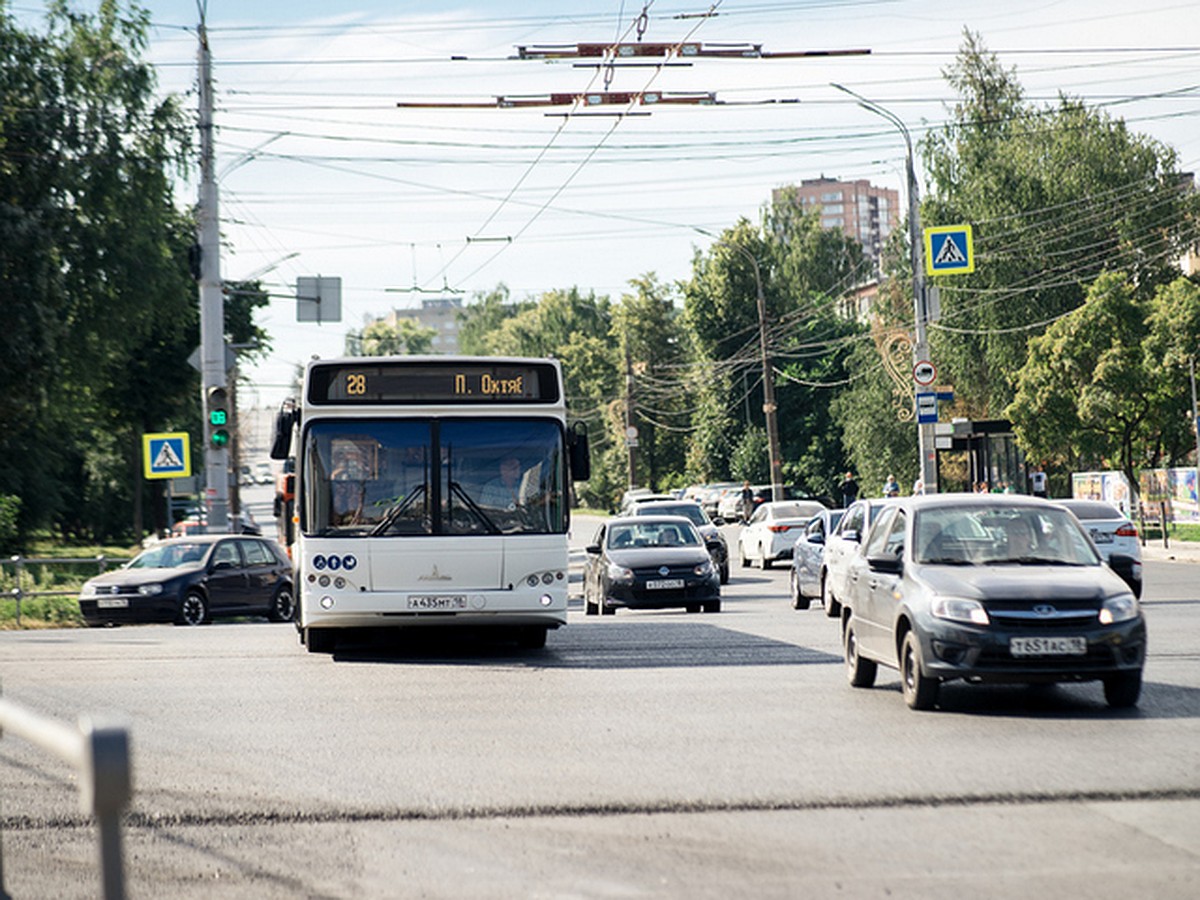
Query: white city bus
xmin=270 ymin=356 xmax=589 ymax=653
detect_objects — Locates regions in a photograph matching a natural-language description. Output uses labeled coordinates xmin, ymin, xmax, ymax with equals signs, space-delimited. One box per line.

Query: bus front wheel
xmin=304 ymin=627 xmax=336 ymax=654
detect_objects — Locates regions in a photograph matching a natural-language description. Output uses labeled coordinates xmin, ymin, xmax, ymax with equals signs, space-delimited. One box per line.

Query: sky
xmin=14 ymin=1 xmax=1200 ymax=410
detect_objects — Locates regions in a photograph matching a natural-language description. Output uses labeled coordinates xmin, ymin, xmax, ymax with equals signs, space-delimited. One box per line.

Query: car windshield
xmin=636 ymin=504 xmax=707 ymax=526
xmin=914 ymin=505 xmax=1100 ymax=566
xmin=608 ymin=521 xmax=702 ymax=549
xmin=128 ymin=542 xmax=209 ymax=569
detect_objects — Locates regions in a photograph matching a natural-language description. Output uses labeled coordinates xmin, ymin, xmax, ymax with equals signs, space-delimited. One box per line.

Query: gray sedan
xmin=789 ymin=508 xmax=844 ymax=610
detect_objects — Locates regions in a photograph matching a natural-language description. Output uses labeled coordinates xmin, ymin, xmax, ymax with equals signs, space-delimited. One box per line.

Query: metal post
xmin=834 ymin=84 xmax=938 ymax=493
xmin=1191 ymin=355 xmax=1199 ymax=523
xmin=197 ymin=19 xmax=229 ymax=531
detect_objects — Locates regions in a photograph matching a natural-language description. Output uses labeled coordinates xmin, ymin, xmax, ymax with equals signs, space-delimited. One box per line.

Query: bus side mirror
xmin=270 ymin=400 xmax=298 ymax=460
xmin=569 ymin=422 xmax=591 ymax=482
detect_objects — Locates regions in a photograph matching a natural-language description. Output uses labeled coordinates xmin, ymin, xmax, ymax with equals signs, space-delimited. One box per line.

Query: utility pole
xmin=834 ymin=84 xmax=938 ymax=493
xmin=624 ymin=341 xmax=638 ymax=488
xmin=197 ymin=16 xmax=229 ymax=530
xmin=696 ymin=229 xmax=785 ymax=502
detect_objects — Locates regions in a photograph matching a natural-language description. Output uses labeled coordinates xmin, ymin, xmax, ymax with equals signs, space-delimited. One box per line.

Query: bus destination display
xmin=308 ymin=362 xmax=559 ymax=404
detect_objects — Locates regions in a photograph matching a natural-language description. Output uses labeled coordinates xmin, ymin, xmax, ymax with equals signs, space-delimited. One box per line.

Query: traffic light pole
xmin=197 ymin=20 xmax=229 ymax=530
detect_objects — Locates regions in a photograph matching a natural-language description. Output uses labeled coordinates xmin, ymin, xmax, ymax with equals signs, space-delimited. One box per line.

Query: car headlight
xmin=1099 ymin=594 xmax=1139 ymax=625
xmin=80 ymin=583 xmax=99 ymax=598
xmin=137 ymin=584 xmax=164 ymax=596
xmin=693 ymin=559 xmax=715 ymax=577
xmin=607 ymin=564 xmax=634 ymax=583
xmin=931 ymin=596 xmax=990 ymax=626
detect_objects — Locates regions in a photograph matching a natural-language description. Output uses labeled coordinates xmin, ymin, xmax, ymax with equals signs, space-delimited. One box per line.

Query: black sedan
xmin=840 ymin=495 xmax=1145 ymax=710
xmin=583 ymin=516 xmax=721 ymax=615
xmin=79 ymin=534 xmax=294 ymax=627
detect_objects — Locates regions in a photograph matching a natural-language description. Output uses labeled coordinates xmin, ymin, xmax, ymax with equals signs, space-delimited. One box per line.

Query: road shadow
xmin=862 ymin=676 xmax=1200 ymax=720
xmin=329 ymin=620 xmax=840 ymax=670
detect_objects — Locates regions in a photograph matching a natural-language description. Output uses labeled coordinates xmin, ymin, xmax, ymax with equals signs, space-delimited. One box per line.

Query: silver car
xmin=821 ymin=498 xmax=895 ymax=619
xmin=789 ymin=508 xmax=845 ymax=610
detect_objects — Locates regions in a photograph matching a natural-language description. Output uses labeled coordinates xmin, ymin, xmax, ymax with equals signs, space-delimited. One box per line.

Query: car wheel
xmin=845 ymin=621 xmax=877 ymax=687
xmin=600 ymin=599 xmax=615 ymax=616
xmin=760 ymin=544 xmax=772 ymax=570
xmin=703 ymin=600 xmax=720 ymax=613
xmin=304 ymin=627 xmax=336 ymax=654
xmin=740 ymin=545 xmax=750 ymax=568
xmin=175 ymin=590 xmax=209 ymax=626
xmin=685 ymin=603 xmax=701 ymax=613
xmin=789 ymin=570 xmax=810 ymax=610
xmin=720 ymin=562 xmax=729 ymax=585
xmin=901 ymin=631 xmax=938 ymax=710
xmin=268 ymin=584 xmax=295 ymax=622
xmin=1103 ymin=670 xmax=1142 ymax=709
xmin=822 ymin=575 xmax=840 ymax=619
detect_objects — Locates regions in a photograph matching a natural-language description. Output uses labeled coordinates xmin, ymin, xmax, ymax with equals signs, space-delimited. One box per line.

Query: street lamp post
xmin=697 ymin=229 xmax=785 ymax=502
xmin=833 ymin=84 xmax=938 ymax=493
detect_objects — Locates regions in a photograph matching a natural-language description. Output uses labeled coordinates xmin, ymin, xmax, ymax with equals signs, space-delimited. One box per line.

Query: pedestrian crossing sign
xmin=143 ymin=432 xmax=191 ymax=480
xmin=924 ymin=224 xmax=975 ymax=276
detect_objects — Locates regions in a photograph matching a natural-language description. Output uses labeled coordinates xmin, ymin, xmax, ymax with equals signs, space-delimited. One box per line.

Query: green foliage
xmin=1006 ymin=272 xmax=1155 ymax=493
xmin=921 ymin=30 xmax=1195 ymax=417
xmin=729 ymin=426 xmax=769 ymax=483
xmin=0 ymin=2 xmax=197 ymax=543
xmin=0 ymin=495 xmax=20 ymax=553
xmin=350 ymin=318 xmax=437 ymax=356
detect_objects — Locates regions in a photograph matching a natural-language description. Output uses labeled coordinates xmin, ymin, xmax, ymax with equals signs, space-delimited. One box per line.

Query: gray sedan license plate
xmin=407 ymin=594 xmax=467 ymax=610
xmin=646 ymin=578 xmax=684 ymax=589
xmin=1010 ymin=636 xmax=1087 ymax=657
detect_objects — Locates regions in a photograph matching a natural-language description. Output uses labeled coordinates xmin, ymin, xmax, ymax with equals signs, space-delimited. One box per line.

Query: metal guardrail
xmin=2 ymin=555 xmax=120 ymax=627
xmin=0 ymin=693 xmax=131 ymax=899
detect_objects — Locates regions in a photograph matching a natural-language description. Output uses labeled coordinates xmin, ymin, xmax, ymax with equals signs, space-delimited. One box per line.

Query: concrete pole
xmin=197 ymin=20 xmax=229 ymax=530
xmin=834 ymin=84 xmax=938 ymax=493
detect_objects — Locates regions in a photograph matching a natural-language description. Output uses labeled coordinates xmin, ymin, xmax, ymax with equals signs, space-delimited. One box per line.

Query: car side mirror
xmin=712 ymin=516 xmax=725 ymax=526
xmin=867 ymin=552 xmax=902 ymax=575
xmin=844 ymin=529 xmax=861 ymax=543
xmin=585 ymin=544 xmax=601 ymax=555
xmin=1107 ymin=553 xmax=1140 ymax=590
xmin=807 ymin=533 xmax=825 ymax=545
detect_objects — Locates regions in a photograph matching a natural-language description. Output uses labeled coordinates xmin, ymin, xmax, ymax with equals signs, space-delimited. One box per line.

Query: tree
xmin=0 ymin=1 xmax=197 ymax=542
xmin=1006 ymin=272 xmax=1155 ymax=496
xmin=351 ymin=318 xmax=436 ymax=356
xmin=921 ymin=30 xmax=1196 ymax=417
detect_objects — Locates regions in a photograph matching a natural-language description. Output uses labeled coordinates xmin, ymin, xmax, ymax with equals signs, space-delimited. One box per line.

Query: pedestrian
xmin=1030 ymin=466 xmax=1048 ymax=498
xmin=840 ymin=471 xmax=859 ymax=508
xmin=739 ymin=480 xmax=754 ymax=523
xmin=883 ymin=474 xmax=899 ymax=498
xmin=912 ymin=478 xmax=925 ymax=496
xmin=975 ymin=481 xmax=990 ymax=494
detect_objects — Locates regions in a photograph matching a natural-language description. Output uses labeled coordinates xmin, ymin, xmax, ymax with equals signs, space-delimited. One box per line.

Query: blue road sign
xmin=924 ymin=224 xmax=975 ymax=276
xmin=144 ymin=432 xmax=191 ymax=480
xmin=916 ymin=391 xmax=938 ymax=425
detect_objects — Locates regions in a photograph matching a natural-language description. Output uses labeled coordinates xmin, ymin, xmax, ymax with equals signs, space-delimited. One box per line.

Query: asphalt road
xmin=0 ymin=514 xmax=1197 ymax=898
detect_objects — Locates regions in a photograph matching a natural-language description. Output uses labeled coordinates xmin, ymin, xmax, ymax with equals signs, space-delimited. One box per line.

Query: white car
xmin=821 ymin=498 xmax=895 ymax=618
xmin=1057 ymin=499 xmax=1143 ymax=597
xmin=738 ymin=500 xmax=827 ymax=569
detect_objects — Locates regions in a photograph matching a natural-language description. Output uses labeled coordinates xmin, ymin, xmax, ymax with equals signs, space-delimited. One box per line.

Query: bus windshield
xmin=302 ymin=418 xmax=566 ymax=537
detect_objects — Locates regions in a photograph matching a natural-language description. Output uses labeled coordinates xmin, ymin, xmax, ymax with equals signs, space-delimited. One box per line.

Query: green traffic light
xmin=210 ymin=429 xmax=230 ymax=448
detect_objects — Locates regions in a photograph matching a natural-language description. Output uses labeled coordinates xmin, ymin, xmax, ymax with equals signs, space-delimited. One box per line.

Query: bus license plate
xmin=1010 ymin=636 xmax=1086 ymax=657
xmin=646 ymin=578 xmax=684 ymax=590
xmin=96 ymin=597 xmax=128 ymax=609
xmin=407 ymin=595 xmax=467 ymax=611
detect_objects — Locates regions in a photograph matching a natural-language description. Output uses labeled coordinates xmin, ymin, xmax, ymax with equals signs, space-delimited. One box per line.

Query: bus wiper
xmin=370 ymin=484 xmax=427 ymax=536
xmin=448 ymin=481 xmax=501 ymax=534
